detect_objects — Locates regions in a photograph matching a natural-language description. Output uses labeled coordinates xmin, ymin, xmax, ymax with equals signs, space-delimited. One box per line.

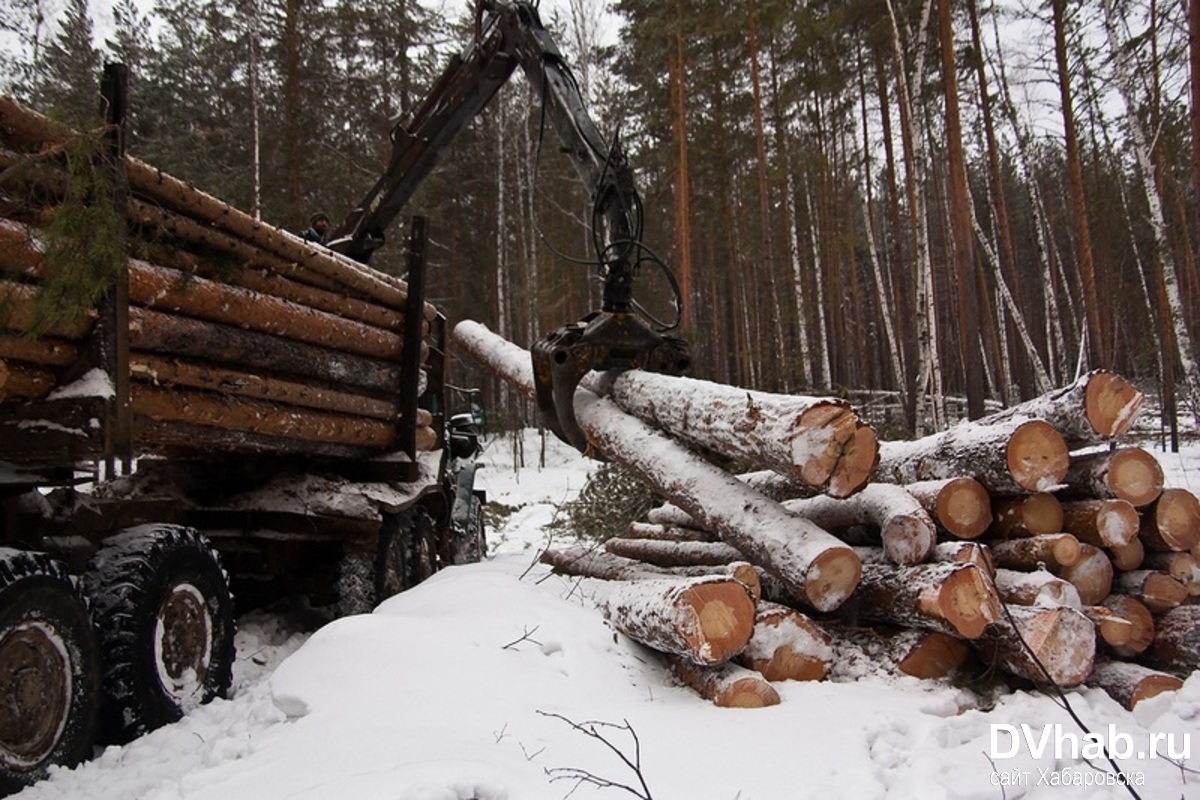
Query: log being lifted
xmin=598 ymin=574 xmax=756 ymax=665
xmin=849 ymin=561 xmax=1001 ymax=639
xmin=601 ymin=370 xmax=878 ymax=498
xmin=736 ymin=601 xmax=832 ymax=682
xmin=1062 ymin=447 xmax=1164 ymax=508
xmin=975 ymin=605 xmax=1096 ymax=687
xmin=977 ymin=369 xmax=1144 ymax=445
xmin=666 ymin=656 xmax=781 ymax=708
xmin=1087 ymin=659 xmax=1183 ymax=710
xmin=874 ymin=417 xmax=1068 ymax=495
xmin=454 ymin=321 xmax=861 ymax=612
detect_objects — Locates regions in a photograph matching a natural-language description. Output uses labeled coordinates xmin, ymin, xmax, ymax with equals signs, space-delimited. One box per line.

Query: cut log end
xmin=881 ymin=514 xmax=937 ymax=566
xmin=919 ymin=565 xmax=1001 ymax=639
xmin=896 ymin=632 xmax=971 ymax=680
xmin=1100 ymin=595 xmax=1155 ymax=658
xmin=803 ymin=547 xmax=862 ymax=612
xmin=668 ymin=657 xmax=782 ymax=708
xmin=935 ymin=477 xmax=992 ymax=539
xmin=1107 ymin=448 xmax=1164 ymax=507
xmin=827 ymin=423 xmax=879 ymax=499
xmin=1084 ymin=371 xmax=1145 ymax=439
xmin=1145 ymin=489 xmax=1200 ymax=552
xmin=681 ymin=581 xmax=758 ymax=663
xmin=1006 ymin=420 xmax=1069 ymax=492
xmin=1091 ymin=660 xmax=1183 ymax=710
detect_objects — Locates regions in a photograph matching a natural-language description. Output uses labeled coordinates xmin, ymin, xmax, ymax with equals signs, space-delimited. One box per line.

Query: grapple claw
xmin=531 ymin=311 xmax=690 ymax=454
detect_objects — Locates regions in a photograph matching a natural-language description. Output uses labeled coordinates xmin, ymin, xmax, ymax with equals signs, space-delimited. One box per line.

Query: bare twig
xmin=537 ymin=711 xmax=653 ymax=799
xmin=501 ymin=625 xmax=543 ymax=651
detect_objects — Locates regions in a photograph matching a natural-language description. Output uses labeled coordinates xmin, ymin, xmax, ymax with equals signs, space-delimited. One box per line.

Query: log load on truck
xmin=0 ymin=0 xmax=689 ymax=792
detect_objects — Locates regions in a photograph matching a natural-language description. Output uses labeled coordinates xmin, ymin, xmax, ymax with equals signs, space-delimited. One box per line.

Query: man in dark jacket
xmin=302 ymin=211 xmax=330 ymax=244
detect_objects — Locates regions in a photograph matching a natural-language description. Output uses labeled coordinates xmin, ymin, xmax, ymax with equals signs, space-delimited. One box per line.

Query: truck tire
xmin=378 ymin=507 xmax=437 ymax=599
xmin=83 ymin=525 xmax=235 ymax=744
xmin=0 ymin=550 xmax=99 ymax=795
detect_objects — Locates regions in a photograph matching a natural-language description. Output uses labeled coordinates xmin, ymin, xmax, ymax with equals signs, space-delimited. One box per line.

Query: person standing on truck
xmin=302 ymin=211 xmax=330 ymax=244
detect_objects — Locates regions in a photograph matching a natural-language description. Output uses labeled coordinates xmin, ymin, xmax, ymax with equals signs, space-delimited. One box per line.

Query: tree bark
xmin=1143 ymin=605 xmax=1200 ymax=674
xmin=624 ymin=521 xmax=718 ymax=543
xmin=1100 ymin=594 xmax=1156 ymax=658
xmin=989 ymin=534 xmax=1082 ymax=571
xmin=1113 ymin=570 xmax=1188 ymax=614
xmin=930 ymin=541 xmax=995 ymax=576
xmin=666 ymin=656 xmax=780 ymax=708
xmin=1088 ymin=659 xmax=1184 ymax=710
xmin=904 ymin=477 xmax=992 ymax=539
xmin=850 ymin=561 xmax=1000 ymax=639
xmin=1060 ymin=499 xmax=1139 ymax=549
xmin=979 ymin=370 xmax=1144 ymax=444
xmin=539 ymin=546 xmax=761 ymax=602
xmin=1139 ymin=489 xmax=1200 ymax=551
xmin=977 ymin=606 xmax=1096 ymax=687
xmin=782 ymin=484 xmax=936 ymax=566
xmin=993 ymin=568 xmax=1081 ymax=608
xmin=736 ymin=601 xmax=832 ymax=682
xmin=1061 ymin=447 xmax=1164 ymax=508
xmin=603 ymin=538 xmax=743 ymax=569
xmin=990 ymin=493 xmax=1063 ymax=539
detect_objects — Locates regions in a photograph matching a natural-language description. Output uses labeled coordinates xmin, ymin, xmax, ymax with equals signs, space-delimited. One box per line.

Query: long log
xmin=666 ymin=656 xmax=781 ymax=708
xmin=1112 ymin=570 xmax=1188 ymax=614
xmin=1060 ymin=498 xmax=1139 ymax=548
xmin=990 ymin=493 xmax=1063 ymax=539
xmin=1142 ymin=605 xmax=1200 ymax=675
xmin=1099 ymin=595 xmax=1155 ymax=658
xmin=993 ymin=568 xmax=1082 ymax=608
xmin=735 ymin=601 xmax=832 ymax=682
xmin=829 ymin=625 xmax=971 ymax=679
xmin=0 ymin=360 xmax=56 ymax=399
xmin=131 ymin=417 xmax=435 ymax=459
xmin=603 ymin=538 xmax=744 ymax=568
xmin=0 ymin=279 xmax=95 ymax=339
xmin=1061 ymin=447 xmax=1164 ymax=508
xmin=904 ymin=477 xmax=992 ymax=539
xmin=598 ymin=574 xmax=757 ymax=665
xmin=129 ymin=307 xmax=406 ymax=393
xmin=783 ymin=484 xmax=935 ymax=566
xmin=874 ymin=418 xmax=1068 ymax=494
xmin=130 ymin=354 xmax=400 ymax=421
xmin=977 ymin=369 xmax=1144 ymax=444
xmin=539 ymin=547 xmax=761 ymax=601
xmin=1139 ymin=489 xmax=1200 ymax=552
xmin=624 ymin=521 xmax=718 ymax=543
xmin=849 ymin=562 xmax=1001 ymax=639
xmin=975 ymin=605 xmax=1096 ymax=687
xmin=0 ymin=332 xmax=78 ymax=366
xmin=1087 ymin=659 xmax=1183 ymax=710
xmin=988 ymin=534 xmax=1082 ymax=571
xmin=454 ymin=320 xmax=861 ymax=612
xmin=1052 ymin=543 xmax=1114 ymax=605
xmin=604 ymin=371 xmax=878 ymax=498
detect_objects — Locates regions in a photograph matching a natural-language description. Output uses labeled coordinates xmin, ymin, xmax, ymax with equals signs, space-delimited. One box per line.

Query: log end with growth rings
xmin=1005 ymin=420 xmax=1069 ymax=492
xmin=935 ymin=477 xmax=992 ymax=539
xmin=802 ymin=547 xmax=862 ymax=613
xmin=1084 ymin=371 xmax=1145 ymax=439
xmin=791 ymin=403 xmax=878 ymax=498
xmin=896 ymin=632 xmax=970 ymax=680
xmin=1107 ymin=447 xmax=1164 ymax=508
xmin=918 ymin=564 xmax=1001 ymax=639
xmin=680 ymin=582 xmax=757 ymax=664
xmin=1147 ymin=489 xmax=1200 ymax=552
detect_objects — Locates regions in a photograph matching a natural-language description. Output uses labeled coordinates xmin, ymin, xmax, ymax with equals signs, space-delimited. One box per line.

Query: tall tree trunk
xmin=669 ymin=0 xmax=693 ymax=329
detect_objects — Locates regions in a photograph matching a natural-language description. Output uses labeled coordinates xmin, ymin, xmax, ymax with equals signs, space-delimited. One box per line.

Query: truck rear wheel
xmin=83 ymin=525 xmax=235 ymax=744
xmin=0 ymin=550 xmax=99 ymax=794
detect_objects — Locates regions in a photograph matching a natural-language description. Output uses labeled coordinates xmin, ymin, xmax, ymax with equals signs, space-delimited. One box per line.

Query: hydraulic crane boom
xmin=330 ymin=0 xmax=689 ymax=453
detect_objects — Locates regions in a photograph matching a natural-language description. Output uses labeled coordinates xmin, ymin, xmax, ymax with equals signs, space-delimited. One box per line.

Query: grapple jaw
xmin=531 ymin=311 xmax=690 ymax=455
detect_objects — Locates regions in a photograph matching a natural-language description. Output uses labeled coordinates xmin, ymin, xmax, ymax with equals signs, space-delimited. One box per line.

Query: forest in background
xmin=2 ymin=0 xmax=1198 ymax=443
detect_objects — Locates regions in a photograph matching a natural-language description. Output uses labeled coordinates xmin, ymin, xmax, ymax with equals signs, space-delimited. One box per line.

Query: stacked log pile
xmin=0 ymin=95 xmax=437 ymax=459
xmin=455 ymin=321 xmax=1199 ymax=711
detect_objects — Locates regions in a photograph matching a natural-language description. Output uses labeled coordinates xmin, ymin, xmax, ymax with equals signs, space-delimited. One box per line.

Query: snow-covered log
xmin=1139 ymin=489 xmax=1200 ymax=552
xmin=874 ymin=418 xmax=1068 ymax=494
xmin=603 ymin=371 xmax=878 ymax=498
xmin=603 ymin=538 xmax=743 ymax=568
xmin=976 ymin=605 xmax=1096 ymax=687
xmin=1053 ymin=543 xmax=1114 ymax=605
xmin=1088 ymin=659 xmax=1183 ymax=710
xmin=1140 ymin=551 xmax=1200 ymax=596
xmin=666 ymin=656 xmax=781 ymax=708
xmin=929 ymin=541 xmax=995 ymax=576
xmin=904 ymin=477 xmax=993 ymax=539
xmin=988 ymin=534 xmax=1081 ymax=571
xmin=849 ymin=562 xmax=1001 ymax=639
xmin=1060 ymin=499 xmax=1139 ymax=548
xmin=993 ymin=568 xmax=1081 ymax=607
xmin=1099 ymin=595 xmax=1155 ymax=658
xmin=781 ymin=484 xmax=936 ymax=566
xmin=735 ymin=602 xmax=832 ymax=682
xmin=624 ymin=521 xmax=717 ymax=543
xmin=598 ymin=574 xmax=757 ymax=666
xmin=1142 ymin=605 xmax=1200 ymax=675
xmin=830 ymin=626 xmax=971 ymax=679
xmin=976 ymin=369 xmax=1144 ymax=445
xmin=1062 ymin=447 xmax=1164 ymax=508
xmin=990 ymin=493 xmax=1063 ymax=539
xmin=539 ymin=547 xmax=761 ymax=602
xmin=1112 ymin=570 xmax=1188 ymax=614
xmin=453 ymin=321 xmax=862 ymax=612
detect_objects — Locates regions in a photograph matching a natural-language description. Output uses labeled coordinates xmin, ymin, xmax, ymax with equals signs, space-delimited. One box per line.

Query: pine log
xmin=1112 ymin=570 xmax=1188 ymax=614
xmin=1052 ymin=543 xmax=1114 ymax=605
xmin=1099 ymin=595 xmax=1155 ymax=657
xmin=1062 ymin=447 xmax=1164 ymax=508
xmin=850 ymin=562 xmax=1001 ymax=639
xmin=1139 ymin=489 xmax=1200 ymax=551
xmin=929 ymin=541 xmax=995 ymax=576
xmin=735 ymin=601 xmax=832 ymax=682
xmin=454 ymin=320 xmax=862 ymax=612
xmin=736 ymin=469 xmax=812 ymax=502
xmin=904 ymin=477 xmax=992 ymax=539
xmin=604 ymin=371 xmax=878 ymax=498
xmin=0 ymin=360 xmax=56 ymax=399
xmin=130 ymin=354 xmax=400 ymax=421
xmin=1081 ymin=606 xmax=1134 ymax=649
xmin=646 ymin=503 xmax=698 ymax=528
xmin=988 ymin=534 xmax=1082 ymax=571
xmin=977 ymin=369 xmax=1144 ymax=445
xmin=975 ymin=605 xmax=1096 ymax=687
xmin=599 ymin=574 xmax=757 ymax=665
xmin=1108 ymin=537 xmax=1145 ymax=572
xmin=130 ymin=384 xmax=399 ymax=449
xmin=539 ymin=547 xmax=761 ymax=601
xmin=625 ymin=521 xmax=718 ymax=542
xmin=993 ymin=568 xmax=1082 ymax=608
xmin=666 ymin=656 xmax=781 ymax=708
xmin=129 ymin=307 xmax=405 ymax=393
xmin=1140 ymin=551 xmax=1200 ymax=596
xmin=1088 ymin=659 xmax=1183 ymax=710
xmin=0 ymin=333 xmax=78 ymax=366
xmin=830 ymin=626 xmax=971 ymax=680
xmin=1060 ymin=498 xmax=1139 ymax=548
xmin=1142 ymin=605 xmax=1200 ymax=675
xmin=603 ymin=538 xmax=744 ymax=568
xmin=875 ymin=418 xmax=1068 ymax=495
xmin=990 ymin=493 xmax=1064 ymax=539
xmin=130 ymin=418 xmax=435 ymax=459
xmin=0 ymin=279 xmax=95 ymax=339
xmin=781 ymin=484 xmax=936 ymax=566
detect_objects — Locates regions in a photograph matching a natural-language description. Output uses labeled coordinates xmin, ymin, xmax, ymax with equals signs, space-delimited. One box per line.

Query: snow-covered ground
xmin=13 ymin=429 xmax=1200 ymax=800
